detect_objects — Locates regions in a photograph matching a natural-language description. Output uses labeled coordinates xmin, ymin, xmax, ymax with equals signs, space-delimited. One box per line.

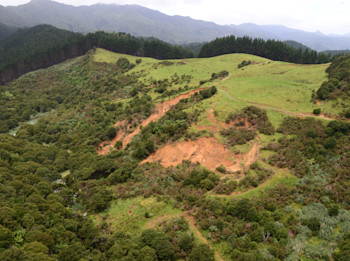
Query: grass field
xmin=92 ymin=196 xmax=182 ymax=235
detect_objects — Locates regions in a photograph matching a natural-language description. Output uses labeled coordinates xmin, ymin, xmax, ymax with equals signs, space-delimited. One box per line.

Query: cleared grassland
xmin=92 ymin=196 xmax=182 ymax=235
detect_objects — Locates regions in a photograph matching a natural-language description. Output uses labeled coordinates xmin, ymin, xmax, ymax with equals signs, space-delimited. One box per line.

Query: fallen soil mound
xmin=96 ymin=88 xmax=204 ymax=155
xmin=142 ymin=137 xmax=260 ymax=173
xmin=196 ymin=107 xmax=253 ymax=132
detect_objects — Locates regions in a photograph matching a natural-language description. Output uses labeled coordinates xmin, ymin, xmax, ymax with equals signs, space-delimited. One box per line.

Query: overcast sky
xmin=1 ymin=0 xmax=350 ymax=35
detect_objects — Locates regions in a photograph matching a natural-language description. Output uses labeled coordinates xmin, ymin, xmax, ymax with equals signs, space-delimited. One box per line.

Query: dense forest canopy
xmin=198 ymin=35 xmax=333 ymax=64
xmin=0 ymin=25 xmax=194 ymax=84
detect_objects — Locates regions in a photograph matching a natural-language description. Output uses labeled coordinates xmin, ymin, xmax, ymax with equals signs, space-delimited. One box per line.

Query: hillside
xmin=0 ymin=25 xmax=193 ymax=84
xmin=283 ymin=40 xmax=310 ymax=51
xmin=0 ymin=0 xmax=349 ymax=50
xmin=1 ymin=48 xmax=350 ymax=260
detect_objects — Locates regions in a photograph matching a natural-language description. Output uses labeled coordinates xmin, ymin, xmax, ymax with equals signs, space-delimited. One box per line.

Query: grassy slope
xmin=92 ymin=196 xmax=182 ymax=235
xmin=94 ymin=48 xmax=333 ymax=125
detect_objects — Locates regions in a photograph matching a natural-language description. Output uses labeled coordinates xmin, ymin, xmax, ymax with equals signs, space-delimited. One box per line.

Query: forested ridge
xmin=0 ymin=25 xmax=193 ymax=84
xmin=198 ymin=35 xmax=334 ymax=64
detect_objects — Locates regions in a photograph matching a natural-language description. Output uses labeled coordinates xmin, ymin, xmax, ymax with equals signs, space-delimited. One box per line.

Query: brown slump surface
xmin=142 ymin=137 xmax=260 ymax=173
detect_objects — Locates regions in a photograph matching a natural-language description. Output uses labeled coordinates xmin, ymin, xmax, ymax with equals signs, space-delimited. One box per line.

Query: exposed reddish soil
xmin=96 ymin=88 xmax=204 ymax=155
xmin=196 ymin=107 xmax=253 ymax=132
xmin=142 ymin=137 xmax=260 ymax=173
xmin=128 ymin=204 xmax=134 ymax=215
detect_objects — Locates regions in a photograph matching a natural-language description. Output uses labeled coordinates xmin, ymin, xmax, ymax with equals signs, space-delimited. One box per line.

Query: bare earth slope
xmin=142 ymin=137 xmax=260 ymax=173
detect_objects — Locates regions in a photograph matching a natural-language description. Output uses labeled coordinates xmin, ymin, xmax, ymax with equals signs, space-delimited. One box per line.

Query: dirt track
xmin=96 ymin=88 xmax=204 ymax=155
xmin=142 ymin=137 xmax=260 ymax=173
xmin=146 ymin=212 xmax=226 ymax=261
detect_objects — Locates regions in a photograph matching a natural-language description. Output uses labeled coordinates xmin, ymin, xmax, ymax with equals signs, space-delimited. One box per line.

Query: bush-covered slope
xmin=316 ymin=55 xmax=350 ymax=100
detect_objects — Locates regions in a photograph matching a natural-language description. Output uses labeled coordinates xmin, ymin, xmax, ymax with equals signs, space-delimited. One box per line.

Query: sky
xmin=1 ymin=0 xmax=350 ymax=35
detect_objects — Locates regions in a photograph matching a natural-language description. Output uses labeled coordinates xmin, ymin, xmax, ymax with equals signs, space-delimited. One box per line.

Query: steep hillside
xmin=0 ymin=24 xmax=89 ymax=84
xmin=1 ymin=49 xmax=350 ymax=260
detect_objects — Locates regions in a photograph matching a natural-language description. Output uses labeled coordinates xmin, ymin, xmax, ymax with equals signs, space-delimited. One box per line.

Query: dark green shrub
xmin=313 ymin=108 xmax=321 ymax=115
xmin=216 ymin=165 xmax=226 ymax=173
xmin=324 ymin=137 xmax=337 ymax=149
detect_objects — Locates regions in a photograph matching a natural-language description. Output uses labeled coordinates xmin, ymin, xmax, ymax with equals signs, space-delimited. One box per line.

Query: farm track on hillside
xmin=184 ymin=214 xmax=225 ymax=261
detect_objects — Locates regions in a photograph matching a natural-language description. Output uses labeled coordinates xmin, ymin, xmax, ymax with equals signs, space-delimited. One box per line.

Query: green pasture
xmin=94 ymin=48 xmax=338 ymax=118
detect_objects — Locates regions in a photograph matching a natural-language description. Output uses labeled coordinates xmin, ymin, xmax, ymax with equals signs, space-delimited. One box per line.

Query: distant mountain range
xmin=230 ymin=23 xmax=350 ymax=51
xmin=0 ymin=0 xmax=350 ymax=51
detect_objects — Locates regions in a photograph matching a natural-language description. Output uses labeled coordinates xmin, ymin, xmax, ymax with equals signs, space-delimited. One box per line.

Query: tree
xmin=334 ymin=232 xmax=350 ymax=261
xmin=303 ymin=217 xmax=321 ymax=235
xmin=178 ymin=233 xmax=193 ymax=252
xmin=106 ymin=126 xmax=117 ymax=140
xmin=156 ymin=240 xmax=175 ymax=260
xmin=189 ymin=244 xmax=215 ymax=261
xmin=114 ymin=140 xmax=123 ymax=150
xmin=58 ymin=243 xmax=87 ymax=261
xmin=328 ymin=204 xmax=339 ymax=216
xmin=0 ymin=225 xmax=14 ymax=248
xmin=137 ymin=246 xmax=157 ymax=261
xmin=89 ymin=193 xmax=110 ymax=212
